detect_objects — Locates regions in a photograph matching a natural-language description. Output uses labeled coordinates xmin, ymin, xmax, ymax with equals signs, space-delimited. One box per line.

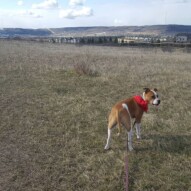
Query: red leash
xmin=124 ymin=154 xmax=129 ymax=191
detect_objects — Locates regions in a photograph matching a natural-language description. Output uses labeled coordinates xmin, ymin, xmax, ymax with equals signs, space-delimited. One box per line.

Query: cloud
xmin=17 ymin=1 xmax=24 ymax=6
xmin=32 ymin=0 xmax=58 ymax=9
xmin=59 ymin=0 xmax=93 ymax=19
xmin=114 ymin=19 xmax=123 ymax=25
xmin=15 ymin=10 xmax=43 ymax=18
xmin=59 ymin=6 xmax=93 ymax=19
xmin=69 ymin=0 xmax=86 ymax=7
xmin=175 ymin=0 xmax=189 ymax=3
xmin=153 ymin=0 xmax=189 ymax=3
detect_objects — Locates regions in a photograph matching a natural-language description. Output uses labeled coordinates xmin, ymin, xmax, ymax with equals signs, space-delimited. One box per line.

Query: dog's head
xmin=143 ymin=88 xmax=161 ymax=106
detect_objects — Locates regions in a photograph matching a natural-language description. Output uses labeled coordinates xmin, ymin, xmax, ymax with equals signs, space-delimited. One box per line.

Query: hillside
xmin=50 ymin=25 xmax=191 ymax=37
xmin=0 ymin=28 xmax=52 ymax=37
xmin=1 ymin=25 xmax=191 ymax=37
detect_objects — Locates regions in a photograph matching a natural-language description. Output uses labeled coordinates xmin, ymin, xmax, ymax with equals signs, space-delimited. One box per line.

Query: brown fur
xmin=105 ymin=88 xmax=160 ymax=150
xmin=108 ymin=97 xmax=144 ymax=134
xmin=108 ymin=88 xmax=158 ymax=133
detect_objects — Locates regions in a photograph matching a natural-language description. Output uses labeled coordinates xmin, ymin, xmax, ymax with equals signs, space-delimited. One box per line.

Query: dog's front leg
xmin=128 ymin=129 xmax=133 ymax=151
xmin=135 ymin=123 xmax=141 ymax=139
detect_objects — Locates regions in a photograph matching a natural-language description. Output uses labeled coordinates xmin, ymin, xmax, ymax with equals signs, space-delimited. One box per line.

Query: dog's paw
xmin=129 ymin=147 xmax=134 ymax=152
xmin=128 ymin=145 xmax=134 ymax=152
xmin=104 ymin=145 xmax=110 ymax=150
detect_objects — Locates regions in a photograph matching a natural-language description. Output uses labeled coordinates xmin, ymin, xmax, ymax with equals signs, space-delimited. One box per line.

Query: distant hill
xmin=0 ymin=28 xmax=52 ymax=37
xmin=1 ymin=25 xmax=191 ymax=37
xmin=50 ymin=25 xmax=191 ymax=37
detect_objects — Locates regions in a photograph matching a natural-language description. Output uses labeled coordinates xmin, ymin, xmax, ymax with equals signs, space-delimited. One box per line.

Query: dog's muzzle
xmin=153 ymin=99 xmax=161 ymax=106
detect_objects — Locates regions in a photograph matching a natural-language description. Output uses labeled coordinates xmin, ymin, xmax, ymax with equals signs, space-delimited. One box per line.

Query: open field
xmin=0 ymin=40 xmax=191 ymax=191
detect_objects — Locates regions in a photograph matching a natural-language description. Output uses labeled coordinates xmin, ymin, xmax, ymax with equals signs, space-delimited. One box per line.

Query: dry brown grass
xmin=0 ymin=40 xmax=191 ymax=191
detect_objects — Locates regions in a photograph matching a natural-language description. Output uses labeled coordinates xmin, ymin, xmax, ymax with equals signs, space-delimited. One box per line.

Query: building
xmin=118 ymin=38 xmax=135 ymax=44
xmin=176 ymin=35 xmax=188 ymax=43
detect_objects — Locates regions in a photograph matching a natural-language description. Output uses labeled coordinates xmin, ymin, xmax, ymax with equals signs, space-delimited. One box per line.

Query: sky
xmin=0 ymin=0 xmax=190 ymax=28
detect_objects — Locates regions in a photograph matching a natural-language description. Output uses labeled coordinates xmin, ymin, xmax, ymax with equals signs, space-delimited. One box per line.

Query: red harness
xmin=133 ymin=95 xmax=148 ymax=112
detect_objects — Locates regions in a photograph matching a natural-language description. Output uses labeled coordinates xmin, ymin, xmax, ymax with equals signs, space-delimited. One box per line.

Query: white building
xmin=176 ymin=35 xmax=188 ymax=43
xmin=118 ymin=38 xmax=134 ymax=44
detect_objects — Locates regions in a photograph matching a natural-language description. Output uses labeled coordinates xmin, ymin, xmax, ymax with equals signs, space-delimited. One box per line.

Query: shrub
xmin=73 ymin=62 xmax=99 ymax=77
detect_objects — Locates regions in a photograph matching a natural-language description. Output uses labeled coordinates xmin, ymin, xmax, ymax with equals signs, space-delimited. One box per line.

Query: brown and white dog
xmin=104 ymin=88 xmax=160 ymax=151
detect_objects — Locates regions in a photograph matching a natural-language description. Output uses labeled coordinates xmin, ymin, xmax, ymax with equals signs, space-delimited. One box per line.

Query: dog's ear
xmin=143 ymin=88 xmax=150 ymax=93
xmin=154 ymin=88 xmax=158 ymax=92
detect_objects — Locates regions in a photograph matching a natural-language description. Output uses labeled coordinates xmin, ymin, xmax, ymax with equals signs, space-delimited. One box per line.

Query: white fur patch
xmin=122 ymin=103 xmax=132 ymax=123
xmin=104 ymin=128 xmax=112 ymax=150
xmin=122 ymin=103 xmax=128 ymax=111
xmin=151 ymin=90 xmax=160 ymax=105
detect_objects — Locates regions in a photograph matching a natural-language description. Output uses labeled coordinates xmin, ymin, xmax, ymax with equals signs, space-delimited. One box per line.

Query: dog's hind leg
xmin=117 ymin=112 xmax=122 ymax=136
xmin=121 ymin=105 xmax=134 ymax=151
xmin=128 ymin=129 xmax=133 ymax=151
xmin=104 ymin=128 xmax=112 ymax=150
xmin=122 ymin=117 xmax=133 ymax=151
xmin=104 ymin=117 xmax=117 ymax=150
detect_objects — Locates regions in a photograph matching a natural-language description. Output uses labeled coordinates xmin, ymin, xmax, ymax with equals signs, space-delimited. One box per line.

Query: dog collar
xmin=133 ymin=95 xmax=148 ymax=112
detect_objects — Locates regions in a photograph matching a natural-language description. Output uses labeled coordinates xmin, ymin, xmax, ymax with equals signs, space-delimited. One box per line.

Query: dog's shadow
xmin=136 ymin=134 xmax=191 ymax=156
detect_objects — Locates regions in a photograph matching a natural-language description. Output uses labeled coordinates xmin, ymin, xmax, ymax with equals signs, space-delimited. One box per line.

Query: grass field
xmin=0 ymin=40 xmax=191 ymax=191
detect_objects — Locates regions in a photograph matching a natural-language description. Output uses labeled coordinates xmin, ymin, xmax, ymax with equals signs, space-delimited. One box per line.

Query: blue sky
xmin=0 ymin=0 xmax=190 ymax=28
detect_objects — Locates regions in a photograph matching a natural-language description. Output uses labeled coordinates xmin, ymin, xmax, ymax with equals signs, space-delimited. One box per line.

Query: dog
xmin=104 ymin=88 xmax=160 ymax=151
